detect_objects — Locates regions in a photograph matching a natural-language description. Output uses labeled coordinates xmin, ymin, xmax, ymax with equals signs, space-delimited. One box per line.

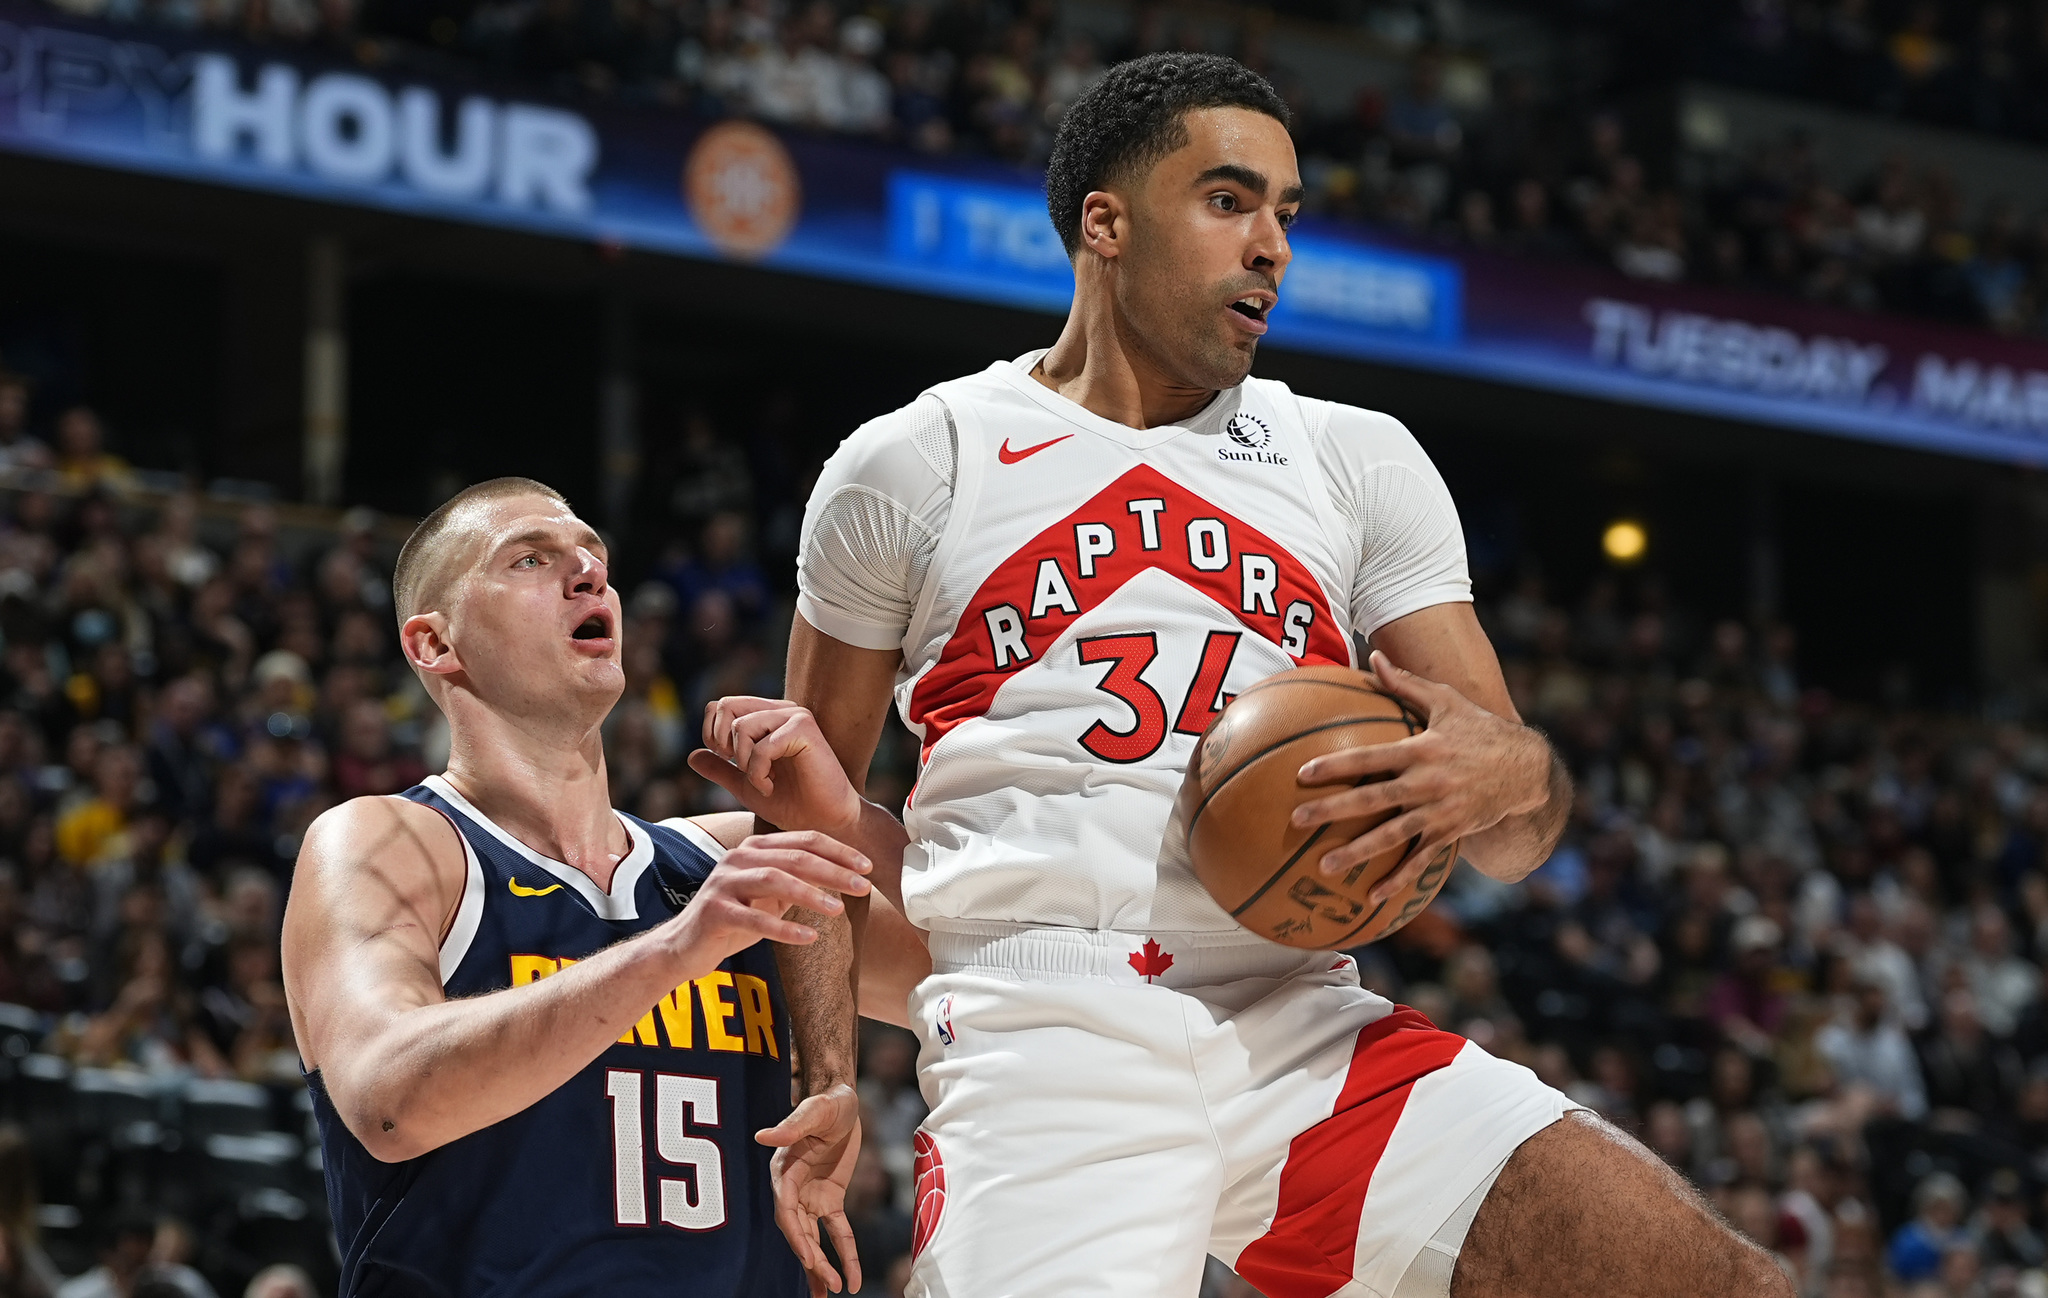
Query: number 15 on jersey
xmin=606 ymin=1068 xmax=726 ymax=1231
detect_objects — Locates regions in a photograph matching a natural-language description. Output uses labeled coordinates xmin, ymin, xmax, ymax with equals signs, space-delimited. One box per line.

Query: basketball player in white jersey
xmin=698 ymin=53 xmax=1792 ymax=1298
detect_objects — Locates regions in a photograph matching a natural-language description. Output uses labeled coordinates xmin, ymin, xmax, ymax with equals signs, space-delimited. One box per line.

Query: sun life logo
xmin=1225 ymin=413 xmax=1272 ymax=449
xmin=1219 ymin=413 xmax=1287 ymax=466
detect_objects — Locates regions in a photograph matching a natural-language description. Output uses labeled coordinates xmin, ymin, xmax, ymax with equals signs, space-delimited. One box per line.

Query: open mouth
xmin=571 ymin=613 xmax=612 ymax=641
xmin=1227 ymin=295 xmax=1271 ymax=324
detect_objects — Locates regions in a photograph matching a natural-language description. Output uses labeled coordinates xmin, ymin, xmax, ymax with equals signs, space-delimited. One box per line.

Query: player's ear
xmin=1078 ymin=190 xmax=1125 ymax=260
xmin=401 ymin=611 xmax=461 ymax=677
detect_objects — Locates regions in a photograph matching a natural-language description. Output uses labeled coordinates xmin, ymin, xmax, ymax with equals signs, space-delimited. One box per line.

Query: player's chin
xmin=571 ymin=658 xmax=626 ymax=692
xmin=1195 ymin=337 xmax=1258 ymax=390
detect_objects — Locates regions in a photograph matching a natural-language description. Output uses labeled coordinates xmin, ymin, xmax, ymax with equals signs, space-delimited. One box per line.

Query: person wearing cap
xmin=1888 ymin=1172 xmax=1972 ymax=1283
xmin=248 ymin=650 xmax=314 ymax=737
xmin=1972 ymin=1169 xmax=2045 ymax=1270
xmin=1708 ymin=914 xmax=1790 ymax=1057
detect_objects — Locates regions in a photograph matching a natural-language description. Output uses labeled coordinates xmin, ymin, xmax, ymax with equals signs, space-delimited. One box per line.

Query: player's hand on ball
xmin=691 ymin=697 xmax=864 ymax=836
xmin=671 ymin=831 xmax=872 ymax=967
xmin=758 ymin=1084 xmax=863 ymax=1297
xmin=1290 ymin=649 xmax=1553 ymax=901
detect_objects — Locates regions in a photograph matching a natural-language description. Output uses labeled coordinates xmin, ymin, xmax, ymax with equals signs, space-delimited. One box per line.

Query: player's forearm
xmin=752 ymin=802 xmax=900 ymax=1079
xmin=331 ymin=927 xmax=703 ymax=1161
xmin=773 ymin=904 xmax=861 ymax=1095
xmin=1462 ymin=742 xmax=1571 ymax=883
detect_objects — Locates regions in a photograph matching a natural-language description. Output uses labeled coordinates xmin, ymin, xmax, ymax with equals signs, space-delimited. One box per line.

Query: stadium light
xmin=1602 ymin=518 xmax=1648 ymax=565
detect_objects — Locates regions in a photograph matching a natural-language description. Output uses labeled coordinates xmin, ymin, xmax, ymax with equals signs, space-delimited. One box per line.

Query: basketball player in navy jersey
xmin=281 ymin=477 xmax=884 ymax=1297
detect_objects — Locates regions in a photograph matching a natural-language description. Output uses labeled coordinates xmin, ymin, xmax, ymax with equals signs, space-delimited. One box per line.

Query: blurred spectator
xmin=1843 ymin=892 xmax=1929 ymax=1030
xmin=240 ymin=1268 xmax=314 ymax=1298
xmin=68 ymin=927 xmax=225 ymax=1076
xmin=0 ymin=1126 xmax=59 ymax=1298
xmin=1955 ymin=904 xmax=2041 ymax=1038
xmin=57 ymin=1211 xmax=212 ymax=1298
xmin=842 ymin=1147 xmax=912 ymax=1295
xmin=198 ymin=934 xmax=297 ymax=1083
xmin=54 ymin=745 xmax=141 ymax=868
xmin=1708 ymin=915 xmax=1790 ymax=1057
xmin=664 ymin=512 xmax=768 ymax=633
xmin=330 ymin=698 xmax=423 ymax=799
xmin=0 ymin=374 xmax=49 ymax=472
xmin=667 ymin=411 xmax=754 ymax=538
xmin=145 ymin=675 xmax=223 ymax=826
xmin=1915 ymin=989 xmax=2021 ymax=1126
xmin=50 ymin=411 xmax=129 ymax=496
xmin=1886 ymin=1172 xmax=1972 ymax=1283
xmin=827 ymin=16 xmax=893 ymax=134
xmin=857 ymin=1025 xmax=926 ymax=1204
xmin=185 ymin=765 xmax=283 ymax=881
xmin=1815 ymin=979 xmax=1927 ymax=1121
xmin=1969 ymin=1170 xmax=2044 ymax=1269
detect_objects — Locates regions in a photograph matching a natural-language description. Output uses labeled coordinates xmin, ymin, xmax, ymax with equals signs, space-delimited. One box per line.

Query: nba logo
xmin=934 ymin=994 xmax=955 ymax=1046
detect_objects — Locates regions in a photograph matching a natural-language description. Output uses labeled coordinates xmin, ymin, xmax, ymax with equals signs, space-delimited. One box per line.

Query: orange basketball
xmin=1176 ymin=665 xmax=1459 ymax=950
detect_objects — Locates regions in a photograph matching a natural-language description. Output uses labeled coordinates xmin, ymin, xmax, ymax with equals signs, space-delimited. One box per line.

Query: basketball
xmin=1177 ymin=666 xmax=1460 ymax=951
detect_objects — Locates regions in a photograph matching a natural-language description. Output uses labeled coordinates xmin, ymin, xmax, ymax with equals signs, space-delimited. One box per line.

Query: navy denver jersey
xmin=309 ymin=775 xmax=802 ymax=1298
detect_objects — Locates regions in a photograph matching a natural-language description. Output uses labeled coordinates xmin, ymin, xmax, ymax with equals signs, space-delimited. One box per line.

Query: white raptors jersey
xmin=797 ymin=353 xmax=1471 ymax=936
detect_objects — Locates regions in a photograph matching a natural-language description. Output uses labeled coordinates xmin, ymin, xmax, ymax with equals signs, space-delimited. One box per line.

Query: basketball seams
xmin=1187 ymin=667 xmax=1436 ymax=949
xmin=1222 ymin=772 xmax=1371 ymax=916
xmin=1187 ymin=714 xmax=1413 ymax=835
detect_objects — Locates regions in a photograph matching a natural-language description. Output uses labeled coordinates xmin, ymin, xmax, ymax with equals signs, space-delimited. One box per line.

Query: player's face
xmin=1120 ymin=106 xmax=1299 ymax=392
xmin=445 ymin=494 xmax=624 ymax=716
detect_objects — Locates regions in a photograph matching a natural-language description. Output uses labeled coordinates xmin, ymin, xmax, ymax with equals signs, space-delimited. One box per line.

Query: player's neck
xmin=1035 ymin=280 xmax=1217 ymax=430
xmin=437 ymin=696 xmax=629 ymax=887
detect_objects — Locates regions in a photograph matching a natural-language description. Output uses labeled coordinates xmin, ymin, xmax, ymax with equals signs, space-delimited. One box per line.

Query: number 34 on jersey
xmin=909 ymin=464 xmax=1352 ymax=766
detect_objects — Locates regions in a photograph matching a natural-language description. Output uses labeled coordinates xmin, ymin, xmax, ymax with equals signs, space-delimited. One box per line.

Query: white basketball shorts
xmin=901 ymin=925 xmax=1582 ymax=1298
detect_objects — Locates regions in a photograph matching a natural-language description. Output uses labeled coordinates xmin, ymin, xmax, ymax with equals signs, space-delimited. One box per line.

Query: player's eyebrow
xmin=1195 ymin=164 xmax=1305 ymax=208
xmin=498 ymin=526 xmax=606 ymax=560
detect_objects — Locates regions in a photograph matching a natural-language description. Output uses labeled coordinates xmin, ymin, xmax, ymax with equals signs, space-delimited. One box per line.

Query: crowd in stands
xmin=5 ymin=359 xmax=2048 ymax=1294
xmin=33 ymin=0 xmax=2048 ymax=340
xmin=1363 ymin=571 xmax=2048 ymax=1298
xmin=1688 ymin=0 xmax=2048 ymax=143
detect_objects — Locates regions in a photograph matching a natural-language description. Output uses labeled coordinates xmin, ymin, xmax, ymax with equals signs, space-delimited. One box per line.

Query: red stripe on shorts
xmin=1234 ymin=1006 xmax=1467 ymax=1298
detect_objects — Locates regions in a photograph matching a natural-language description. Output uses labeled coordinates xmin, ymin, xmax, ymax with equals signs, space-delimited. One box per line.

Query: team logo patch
xmin=911 ymin=1131 xmax=947 ymax=1259
xmin=1128 ymin=938 xmax=1175 ymax=983
xmin=933 ymin=993 xmax=956 ymax=1046
xmin=1225 ymin=413 xmax=1272 ymax=449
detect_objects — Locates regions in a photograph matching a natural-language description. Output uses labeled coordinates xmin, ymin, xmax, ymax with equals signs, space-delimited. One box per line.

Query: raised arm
xmin=690 ymin=613 xmax=911 ymax=1296
xmin=751 ymin=612 xmax=905 ymax=1083
xmin=691 ymin=808 xmax=926 ymax=1027
xmin=282 ymin=795 xmax=869 ymax=1163
xmin=1291 ymin=602 xmax=1571 ymax=907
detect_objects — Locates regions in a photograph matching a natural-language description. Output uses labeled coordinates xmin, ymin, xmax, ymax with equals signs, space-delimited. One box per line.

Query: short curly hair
xmin=1045 ymin=52 xmax=1290 ymax=256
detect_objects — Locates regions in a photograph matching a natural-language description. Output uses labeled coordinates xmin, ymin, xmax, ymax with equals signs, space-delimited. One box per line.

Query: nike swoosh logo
xmin=998 ymin=434 xmax=1074 ymax=464
xmin=508 ymin=877 xmax=563 ymax=898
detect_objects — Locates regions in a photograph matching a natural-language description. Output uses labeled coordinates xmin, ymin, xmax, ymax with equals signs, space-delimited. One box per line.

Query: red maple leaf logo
xmin=1128 ymin=938 xmax=1175 ymax=983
